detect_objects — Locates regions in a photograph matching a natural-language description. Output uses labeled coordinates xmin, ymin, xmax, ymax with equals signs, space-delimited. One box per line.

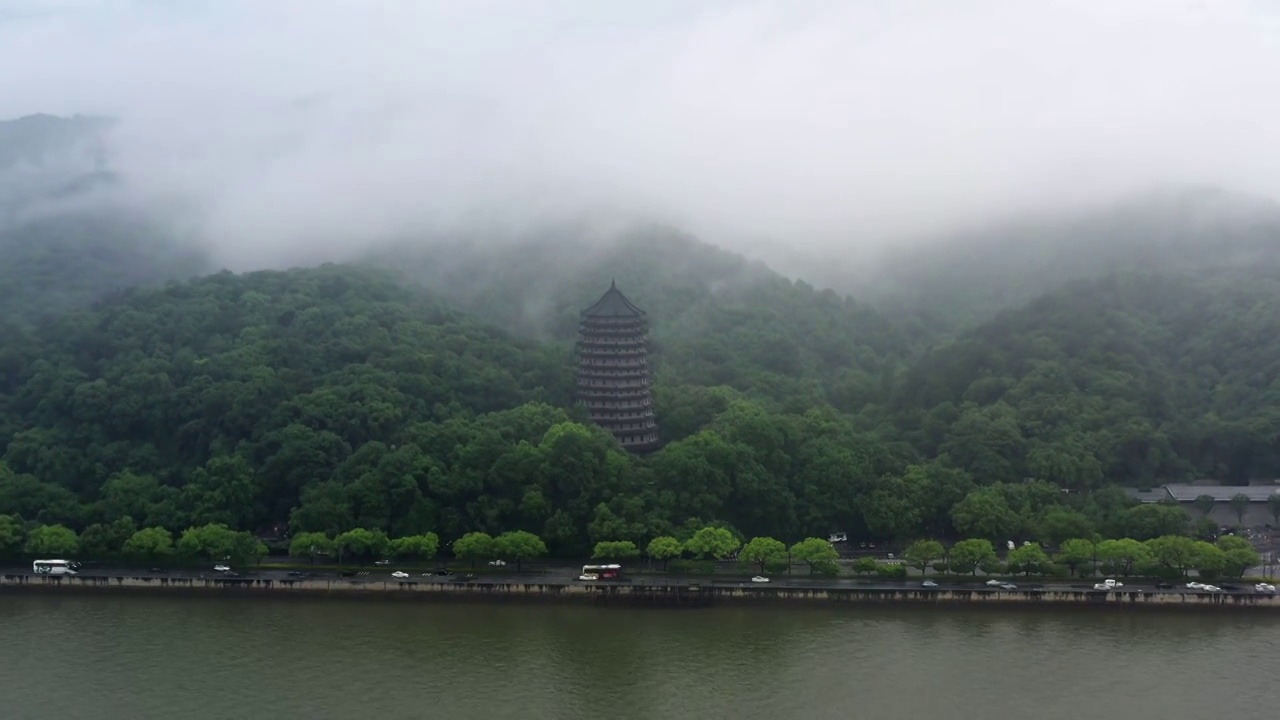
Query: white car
xmin=578 ymin=573 xmax=599 ymax=581
xmin=488 ymin=559 xmax=507 ymax=566
xmin=750 ymin=576 xmax=770 ymax=583
xmin=1255 ymin=583 xmax=1276 ymax=594
xmin=921 ymin=580 xmax=939 ymax=588
xmin=998 ymin=583 xmax=1018 ymax=590
xmin=1201 ymin=584 xmax=1222 ymax=592
xmin=391 ymin=571 xmax=409 ymax=578
xmin=213 ymin=565 xmax=231 ymax=573
xmin=985 ymin=579 xmax=1004 ymax=586
xmin=1186 ymin=581 xmax=1205 ymax=589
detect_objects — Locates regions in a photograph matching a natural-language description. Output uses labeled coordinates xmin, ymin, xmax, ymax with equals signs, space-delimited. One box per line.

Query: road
xmin=5 ymin=564 xmax=1274 ymax=596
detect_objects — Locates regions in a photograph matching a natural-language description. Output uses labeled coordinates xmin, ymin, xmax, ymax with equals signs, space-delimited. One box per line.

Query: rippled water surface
xmin=0 ymin=594 xmax=1276 ymax=719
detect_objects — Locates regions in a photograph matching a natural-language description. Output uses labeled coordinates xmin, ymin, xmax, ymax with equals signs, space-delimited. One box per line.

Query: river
xmin=0 ymin=594 xmax=1275 ymax=719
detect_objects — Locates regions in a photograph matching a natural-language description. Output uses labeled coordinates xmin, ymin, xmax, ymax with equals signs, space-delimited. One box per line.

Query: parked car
xmin=750 ymin=576 xmax=770 ymax=583
xmin=213 ymin=565 xmax=231 ymax=573
xmin=391 ymin=571 xmax=409 ymax=578
xmin=921 ymin=580 xmax=939 ymax=588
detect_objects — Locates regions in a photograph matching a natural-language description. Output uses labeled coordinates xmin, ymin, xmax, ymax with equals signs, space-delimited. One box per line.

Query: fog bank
xmin=3 ymin=0 xmax=1280 ymax=270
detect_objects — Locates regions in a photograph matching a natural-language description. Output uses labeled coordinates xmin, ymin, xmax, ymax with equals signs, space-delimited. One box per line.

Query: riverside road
xmin=5 ymin=564 xmax=1275 ymax=596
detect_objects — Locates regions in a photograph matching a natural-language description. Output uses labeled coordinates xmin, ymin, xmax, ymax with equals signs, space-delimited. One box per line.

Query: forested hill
xmin=885 ymin=269 xmax=1280 ymax=486
xmin=369 ymin=227 xmax=917 ymax=415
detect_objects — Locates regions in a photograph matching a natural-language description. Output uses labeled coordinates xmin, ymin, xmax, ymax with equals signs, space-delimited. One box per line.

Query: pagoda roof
xmin=581 ymin=280 xmax=646 ymax=318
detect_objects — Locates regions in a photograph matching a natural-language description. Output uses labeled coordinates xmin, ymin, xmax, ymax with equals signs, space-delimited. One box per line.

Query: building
xmin=576 ymin=280 xmax=659 ymax=452
xmin=1125 ymin=484 xmax=1280 ymax=527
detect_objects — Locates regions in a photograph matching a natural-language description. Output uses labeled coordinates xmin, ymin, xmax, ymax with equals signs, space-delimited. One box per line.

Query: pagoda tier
xmin=575 ymin=280 xmax=659 ymax=452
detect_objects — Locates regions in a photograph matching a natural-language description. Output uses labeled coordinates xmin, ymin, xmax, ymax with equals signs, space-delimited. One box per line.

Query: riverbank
xmin=5 ymin=572 xmax=1279 ymax=610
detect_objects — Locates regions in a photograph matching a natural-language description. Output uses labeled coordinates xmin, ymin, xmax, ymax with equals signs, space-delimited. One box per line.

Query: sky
xmin=3 ymin=0 xmax=1280 ymax=269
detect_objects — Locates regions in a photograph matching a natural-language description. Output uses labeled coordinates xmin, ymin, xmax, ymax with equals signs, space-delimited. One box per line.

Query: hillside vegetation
xmin=3 ymin=114 xmax=1280 ymax=559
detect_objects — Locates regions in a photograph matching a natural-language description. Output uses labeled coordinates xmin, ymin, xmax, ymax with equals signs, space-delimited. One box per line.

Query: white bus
xmin=33 ymin=559 xmax=80 ymax=575
xmin=580 ymin=564 xmax=622 ymax=580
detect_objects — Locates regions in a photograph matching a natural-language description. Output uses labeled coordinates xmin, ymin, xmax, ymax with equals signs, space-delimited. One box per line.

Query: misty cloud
xmin=3 ymin=0 xmax=1280 ymax=270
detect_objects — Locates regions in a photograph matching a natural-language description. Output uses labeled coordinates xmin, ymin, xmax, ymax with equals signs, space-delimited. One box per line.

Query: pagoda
xmin=576 ymin=280 xmax=659 ymax=452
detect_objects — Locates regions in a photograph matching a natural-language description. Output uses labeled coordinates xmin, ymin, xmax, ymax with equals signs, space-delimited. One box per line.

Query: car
xmin=287 ymin=571 xmax=304 ymax=577
xmin=985 ymin=579 xmax=1004 ymax=586
xmin=391 ymin=571 xmax=409 ymax=578
xmin=1254 ymin=583 xmax=1276 ymax=594
xmin=921 ymin=580 xmax=939 ymax=588
xmin=750 ymin=576 xmax=770 ymax=583
xmin=1202 ymin=585 xmax=1222 ymax=592
xmin=998 ymin=583 xmax=1018 ymax=590
xmin=213 ymin=565 xmax=231 ymax=573
xmin=374 ymin=560 xmax=391 ymax=566
xmin=578 ymin=573 xmax=599 ymax=581
xmin=149 ymin=567 xmax=167 ymax=574
xmin=1093 ymin=583 xmax=1112 ymax=590
xmin=488 ymin=559 xmax=507 ymax=566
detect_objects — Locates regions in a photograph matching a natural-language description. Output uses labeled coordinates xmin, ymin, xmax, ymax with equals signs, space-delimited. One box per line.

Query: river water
xmin=1 ymin=594 xmax=1275 ymax=719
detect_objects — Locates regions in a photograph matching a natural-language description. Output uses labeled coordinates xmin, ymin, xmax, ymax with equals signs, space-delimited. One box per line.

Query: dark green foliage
xmin=2 ymin=142 xmax=1279 ymax=558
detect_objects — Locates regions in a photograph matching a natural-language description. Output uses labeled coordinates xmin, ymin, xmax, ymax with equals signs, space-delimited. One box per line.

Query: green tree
xmin=1056 ymin=538 xmax=1096 ymax=577
xmin=684 ymin=527 xmax=741 ymax=560
xmin=179 ymin=523 xmax=266 ymax=565
xmin=1192 ymin=494 xmax=1216 ymax=518
xmin=335 ymin=528 xmax=390 ymax=565
xmin=739 ymin=537 xmax=788 ymax=574
xmin=851 ymin=556 xmax=879 ymax=575
xmin=1007 ymin=542 xmax=1050 ymax=576
xmin=901 ymin=539 xmax=944 ymax=575
xmin=646 ymin=536 xmax=683 ymax=570
xmin=453 ymin=531 xmax=496 ymax=568
xmin=288 ymin=532 xmax=336 ymax=564
xmin=391 ymin=533 xmax=440 ymax=561
xmin=1095 ymin=538 xmax=1150 ymax=576
xmin=122 ymin=527 xmax=174 ymax=563
xmin=77 ymin=518 xmax=137 ymax=560
xmin=1191 ymin=540 xmax=1227 ymax=580
xmin=1215 ymin=535 xmax=1260 ymax=578
xmin=1121 ymin=504 xmax=1189 ymax=541
xmin=949 ymin=538 xmax=996 ymax=576
xmin=1145 ymin=535 xmax=1198 ymax=577
xmin=592 ymin=540 xmax=641 ymax=563
xmin=1036 ymin=508 xmax=1095 ymax=548
xmin=24 ymin=524 xmax=79 ymax=557
xmin=1228 ymin=493 xmax=1251 ymax=525
xmin=493 ymin=530 xmax=547 ymax=571
xmin=789 ymin=537 xmax=839 ymax=574
xmin=0 ymin=514 xmax=26 ymax=558
xmin=951 ymin=488 xmax=1022 ymax=541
